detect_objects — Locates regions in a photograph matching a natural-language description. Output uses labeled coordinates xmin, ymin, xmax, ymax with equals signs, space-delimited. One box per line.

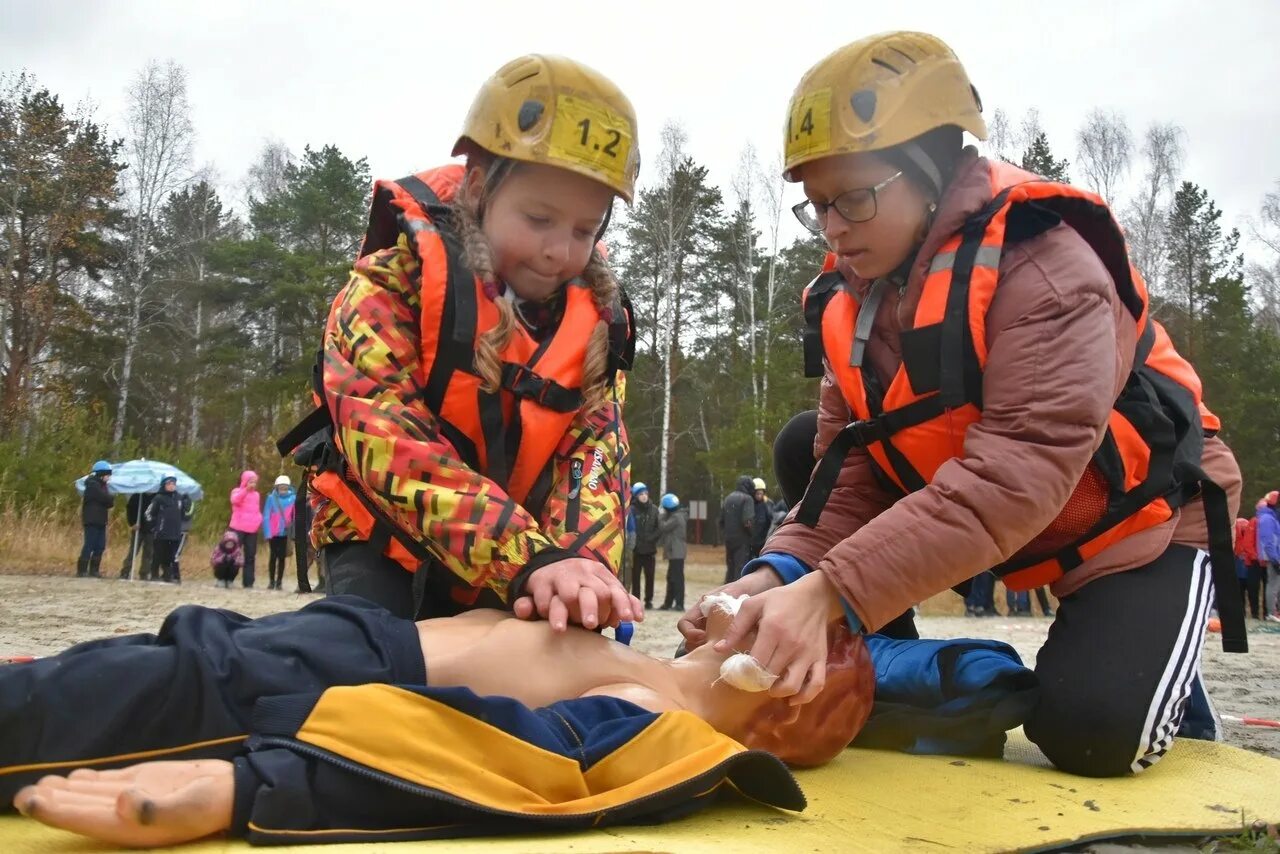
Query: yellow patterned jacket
xmin=305 ymin=165 xmax=632 ymax=611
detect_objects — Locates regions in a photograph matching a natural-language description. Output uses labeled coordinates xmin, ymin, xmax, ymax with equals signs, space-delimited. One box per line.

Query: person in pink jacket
xmin=228 ymin=471 xmax=262 ymax=588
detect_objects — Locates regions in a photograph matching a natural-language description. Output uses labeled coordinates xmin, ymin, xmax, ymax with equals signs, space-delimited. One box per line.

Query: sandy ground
xmin=2 ymin=557 xmax=1278 ymax=761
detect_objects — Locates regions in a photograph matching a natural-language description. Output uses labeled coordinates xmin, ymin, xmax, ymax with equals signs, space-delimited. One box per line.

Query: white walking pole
xmin=129 ymin=520 xmax=140 ymax=582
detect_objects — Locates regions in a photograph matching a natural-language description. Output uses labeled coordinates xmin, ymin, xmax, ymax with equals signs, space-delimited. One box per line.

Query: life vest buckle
xmin=500 ymin=363 xmax=582 ymax=413
xmin=841 ymin=418 xmax=889 ymax=448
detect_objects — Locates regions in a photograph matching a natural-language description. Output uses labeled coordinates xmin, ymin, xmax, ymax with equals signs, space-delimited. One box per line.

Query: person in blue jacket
xmin=1257 ymin=491 xmax=1280 ymax=620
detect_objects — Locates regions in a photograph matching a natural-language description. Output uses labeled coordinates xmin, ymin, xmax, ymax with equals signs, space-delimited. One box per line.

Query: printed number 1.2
xmin=577 ymin=117 xmax=621 ymax=157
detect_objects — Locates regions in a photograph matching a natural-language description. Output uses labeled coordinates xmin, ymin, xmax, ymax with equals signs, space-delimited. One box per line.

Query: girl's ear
xmin=461 ymin=165 xmax=487 ymax=211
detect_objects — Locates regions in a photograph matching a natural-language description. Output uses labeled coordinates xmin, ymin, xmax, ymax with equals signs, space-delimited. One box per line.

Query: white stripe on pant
xmin=1130 ymin=549 xmax=1213 ymax=772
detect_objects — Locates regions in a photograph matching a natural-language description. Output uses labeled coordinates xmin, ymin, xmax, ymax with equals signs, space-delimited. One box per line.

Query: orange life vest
xmin=797 ymin=161 xmax=1245 ymax=652
xmin=278 ymin=167 xmax=634 ymax=590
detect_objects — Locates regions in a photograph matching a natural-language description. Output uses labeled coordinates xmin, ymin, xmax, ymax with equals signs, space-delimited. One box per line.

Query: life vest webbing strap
xmin=499 ymin=364 xmax=582 ymax=412
xmin=478 ymin=388 xmax=510 ymax=490
xmin=795 ymin=394 xmax=949 ymax=527
xmin=277 ymin=405 xmax=331 ymax=458
xmin=391 ymin=175 xmax=481 ymax=416
xmin=858 ymin=355 xmax=930 ymax=495
xmin=940 ymin=190 xmax=1012 ymax=408
xmin=803 ymin=273 xmax=842 ymax=378
xmin=395 ymin=174 xmax=450 ymax=221
xmin=607 ymin=288 xmax=636 ymax=379
xmin=993 ymin=365 xmax=1182 ymax=581
xmin=850 ymin=281 xmax=886 ymax=368
xmin=1194 ymin=472 xmax=1248 ymax=652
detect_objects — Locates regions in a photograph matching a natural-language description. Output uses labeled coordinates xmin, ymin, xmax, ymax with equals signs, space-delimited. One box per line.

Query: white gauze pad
xmin=698 ymin=593 xmax=777 ymax=692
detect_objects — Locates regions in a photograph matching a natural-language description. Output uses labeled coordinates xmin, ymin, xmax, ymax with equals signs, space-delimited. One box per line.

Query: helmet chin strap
xmin=886 ymin=200 xmax=937 ymax=293
xmin=900 ymin=140 xmax=945 ymax=198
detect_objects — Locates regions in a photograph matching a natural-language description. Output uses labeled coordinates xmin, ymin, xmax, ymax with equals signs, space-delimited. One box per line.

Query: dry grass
xmin=0 ymin=503 xmax=221 ymax=581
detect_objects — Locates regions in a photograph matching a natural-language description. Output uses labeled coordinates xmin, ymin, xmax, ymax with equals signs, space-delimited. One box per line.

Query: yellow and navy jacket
xmin=231 ymin=686 xmax=802 ymax=844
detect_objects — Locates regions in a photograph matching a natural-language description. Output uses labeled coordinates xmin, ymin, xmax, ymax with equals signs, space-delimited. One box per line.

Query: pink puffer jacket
xmin=228 ymin=470 xmax=262 ymax=534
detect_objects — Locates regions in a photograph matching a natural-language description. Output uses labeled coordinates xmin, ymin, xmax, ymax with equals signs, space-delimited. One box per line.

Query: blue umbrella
xmin=75 ymin=459 xmax=203 ymax=501
xmin=75 ymin=459 xmax=203 ymax=581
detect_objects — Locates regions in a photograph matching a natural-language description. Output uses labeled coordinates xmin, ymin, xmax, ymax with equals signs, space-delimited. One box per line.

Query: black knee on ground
xmin=773 ymin=409 xmax=818 ymax=508
xmin=1024 ymin=683 xmax=1141 ymax=778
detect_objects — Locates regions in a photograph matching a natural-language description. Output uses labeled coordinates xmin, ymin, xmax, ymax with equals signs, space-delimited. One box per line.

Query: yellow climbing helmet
xmin=454 ymin=54 xmax=640 ymax=204
xmin=782 ymin=31 xmax=987 ymax=182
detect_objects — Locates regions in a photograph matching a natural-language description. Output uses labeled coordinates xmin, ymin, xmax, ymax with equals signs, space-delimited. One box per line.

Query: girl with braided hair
xmin=297 ymin=54 xmax=641 ymax=631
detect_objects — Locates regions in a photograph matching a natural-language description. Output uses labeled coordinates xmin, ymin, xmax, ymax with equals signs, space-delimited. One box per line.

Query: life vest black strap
xmin=276 ymin=405 xmax=332 ymax=458
xmin=939 ymin=190 xmax=1013 ymax=409
xmin=478 ymin=387 xmax=511 ymax=490
xmin=395 ymin=174 xmax=451 ymax=222
xmin=1193 ymin=471 xmax=1247 ymax=652
xmin=607 ymin=288 xmax=636 ymax=378
xmin=803 ymin=272 xmax=842 ymax=379
xmin=500 ymin=363 xmax=583 ymax=413
xmin=795 ymin=394 xmax=949 ymax=527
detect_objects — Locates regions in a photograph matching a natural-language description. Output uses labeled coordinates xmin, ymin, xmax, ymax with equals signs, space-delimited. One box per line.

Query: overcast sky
xmin=5 ymin=0 xmax=1279 ymax=250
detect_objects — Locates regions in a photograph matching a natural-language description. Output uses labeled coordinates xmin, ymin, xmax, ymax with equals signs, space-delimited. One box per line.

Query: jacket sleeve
xmin=739 ymin=494 xmax=754 ymax=533
xmin=94 ymin=481 xmax=115 ymax=509
xmin=819 ymin=227 xmax=1126 ymax=630
xmin=321 ymin=236 xmax=576 ymax=600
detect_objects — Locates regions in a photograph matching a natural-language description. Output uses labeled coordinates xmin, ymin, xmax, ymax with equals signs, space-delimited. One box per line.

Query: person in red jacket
xmin=1235 ymin=510 xmax=1262 ymax=619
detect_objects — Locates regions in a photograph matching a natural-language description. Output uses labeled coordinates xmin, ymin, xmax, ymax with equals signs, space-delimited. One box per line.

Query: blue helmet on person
xmin=660 ymin=493 xmax=679 ymax=510
xmin=631 ymin=482 xmax=649 ymax=498
xmin=91 ymin=460 xmax=112 ymax=474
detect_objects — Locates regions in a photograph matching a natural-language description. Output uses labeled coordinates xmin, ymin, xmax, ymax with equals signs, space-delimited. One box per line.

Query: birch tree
xmin=1076 ymin=108 xmax=1132 ymax=205
xmin=1122 ymin=122 xmax=1185 ymax=298
xmin=112 ymin=60 xmax=193 ymax=445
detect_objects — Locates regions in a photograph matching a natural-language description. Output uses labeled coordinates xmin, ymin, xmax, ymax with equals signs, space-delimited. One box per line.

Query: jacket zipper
xmin=566 ymin=457 xmax=584 ymax=533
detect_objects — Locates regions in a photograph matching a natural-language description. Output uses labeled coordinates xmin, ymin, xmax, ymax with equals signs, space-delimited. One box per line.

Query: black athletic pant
xmin=234 ymin=529 xmax=258 ymax=588
xmin=772 ymin=409 xmax=919 ymax=639
xmin=149 ymin=538 xmax=180 ymax=582
xmin=1244 ymin=562 xmax=1265 ymax=619
xmin=267 ymin=536 xmax=289 ymax=588
xmin=0 ymin=596 xmax=425 ymax=805
xmin=632 ymin=552 xmax=656 ymax=605
xmin=662 ymin=559 xmax=685 ymax=609
xmin=1025 ymin=544 xmax=1215 ymax=777
xmin=723 ymin=542 xmax=751 ymax=584
xmin=322 ymin=541 xmax=505 ymax=619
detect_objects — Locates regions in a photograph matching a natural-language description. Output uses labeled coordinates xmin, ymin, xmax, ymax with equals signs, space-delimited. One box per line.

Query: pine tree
xmin=1020 ymin=132 xmax=1071 ymax=183
xmin=0 ymin=73 xmax=125 ymax=436
xmin=1163 ymin=181 xmax=1239 ymax=359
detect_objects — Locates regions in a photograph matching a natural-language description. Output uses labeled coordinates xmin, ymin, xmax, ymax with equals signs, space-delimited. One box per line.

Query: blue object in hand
xmin=614 ymin=622 xmax=634 ymax=645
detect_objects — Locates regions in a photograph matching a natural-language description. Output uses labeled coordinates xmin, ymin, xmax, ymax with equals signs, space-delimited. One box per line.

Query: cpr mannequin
xmin=10 ymin=598 xmax=873 ymax=848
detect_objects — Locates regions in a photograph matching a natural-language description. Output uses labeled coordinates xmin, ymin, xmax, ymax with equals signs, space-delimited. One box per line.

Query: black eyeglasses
xmin=791 ymin=171 xmax=903 ymax=234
